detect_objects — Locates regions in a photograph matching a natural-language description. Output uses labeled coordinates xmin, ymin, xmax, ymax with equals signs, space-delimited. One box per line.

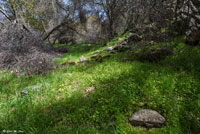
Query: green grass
xmin=0 ymin=39 xmax=200 ymax=134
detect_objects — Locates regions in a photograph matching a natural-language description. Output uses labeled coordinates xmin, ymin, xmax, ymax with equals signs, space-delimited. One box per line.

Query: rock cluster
xmin=102 ymin=33 xmax=141 ymax=53
xmin=103 ymin=41 xmax=131 ymax=53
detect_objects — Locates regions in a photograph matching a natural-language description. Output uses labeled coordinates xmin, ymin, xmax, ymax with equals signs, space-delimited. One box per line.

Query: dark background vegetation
xmin=0 ymin=0 xmax=199 ymax=45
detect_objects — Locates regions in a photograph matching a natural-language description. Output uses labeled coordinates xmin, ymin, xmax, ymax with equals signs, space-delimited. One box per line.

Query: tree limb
xmin=0 ymin=8 xmax=12 ymax=21
xmin=43 ymin=20 xmax=78 ymax=41
xmin=0 ymin=20 xmax=4 ymax=26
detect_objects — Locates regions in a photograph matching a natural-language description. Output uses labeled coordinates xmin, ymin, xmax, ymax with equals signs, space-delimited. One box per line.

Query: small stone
xmin=20 ymin=83 xmax=43 ymax=96
xmin=91 ymin=54 xmax=100 ymax=59
xmin=118 ymin=38 xmax=123 ymax=41
xmin=103 ymin=46 xmax=115 ymax=52
xmin=94 ymin=50 xmax=100 ymax=54
xmin=21 ymin=89 xmax=29 ymax=95
xmin=113 ymin=44 xmax=131 ymax=52
xmin=31 ymin=84 xmax=43 ymax=91
xmin=80 ymin=56 xmax=89 ymax=63
xmin=84 ymin=86 xmax=95 ymax=95
xmin=129 ymin=109 xmax=166 ymax=128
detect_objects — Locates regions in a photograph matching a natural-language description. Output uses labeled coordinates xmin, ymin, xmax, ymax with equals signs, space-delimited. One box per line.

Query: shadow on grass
xmin=0 ymin=62 xmax=153 ymax=133
xmin=166 ymin=46 xmax=200 ymax=73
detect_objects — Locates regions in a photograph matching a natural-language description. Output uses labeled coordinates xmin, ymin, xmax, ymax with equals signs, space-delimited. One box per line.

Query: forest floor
xmin=0 ymin=36 xmax=200 ymax=134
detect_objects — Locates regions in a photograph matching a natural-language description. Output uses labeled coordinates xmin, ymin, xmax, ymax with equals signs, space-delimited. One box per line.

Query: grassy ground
xmin=0 ymin=37 xmax=200 ymax=134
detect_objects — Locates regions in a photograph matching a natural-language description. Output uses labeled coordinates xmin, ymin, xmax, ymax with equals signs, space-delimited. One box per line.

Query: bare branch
xmin=0 ymin=21 xmax=4 ymax=26
xmin=0 ymin=8 xmax=12 ymax=21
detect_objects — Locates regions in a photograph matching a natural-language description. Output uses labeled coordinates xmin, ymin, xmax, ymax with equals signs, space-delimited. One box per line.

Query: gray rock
xmin=94 ymin=50 xmax=100 ymax=54
xmin=118 ymin=38 xmax=123 ymax=41
xmin=30 ymin=84 xmax=43 ymax=91
xmin=129 ymin=109 xmax=166 ymax=128
xmin=91 ymin=54 xmax=100 ymax=59
xmin=103 ymin=43 xmax=130 ymax=53
xmin=80 ymin=56 xmax=89 ymax=63
xmin=20 ymin=83 xmax=46 ymax=96
xmin=113 ymin=44 xmax=131 ymax=52
xmin=103 ymin=46 xmax=115 ymax=52
xmin=21 ymin=89 xmax=29 ymax=95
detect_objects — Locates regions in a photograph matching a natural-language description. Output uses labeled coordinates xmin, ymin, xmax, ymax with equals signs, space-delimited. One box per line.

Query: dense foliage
xmin=0 ymin=0 xmax=199 ymax=44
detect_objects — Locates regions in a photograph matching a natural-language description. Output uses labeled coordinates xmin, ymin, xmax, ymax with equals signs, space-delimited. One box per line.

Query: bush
xmin=0 ymin=23 xmax=60 ymax=74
